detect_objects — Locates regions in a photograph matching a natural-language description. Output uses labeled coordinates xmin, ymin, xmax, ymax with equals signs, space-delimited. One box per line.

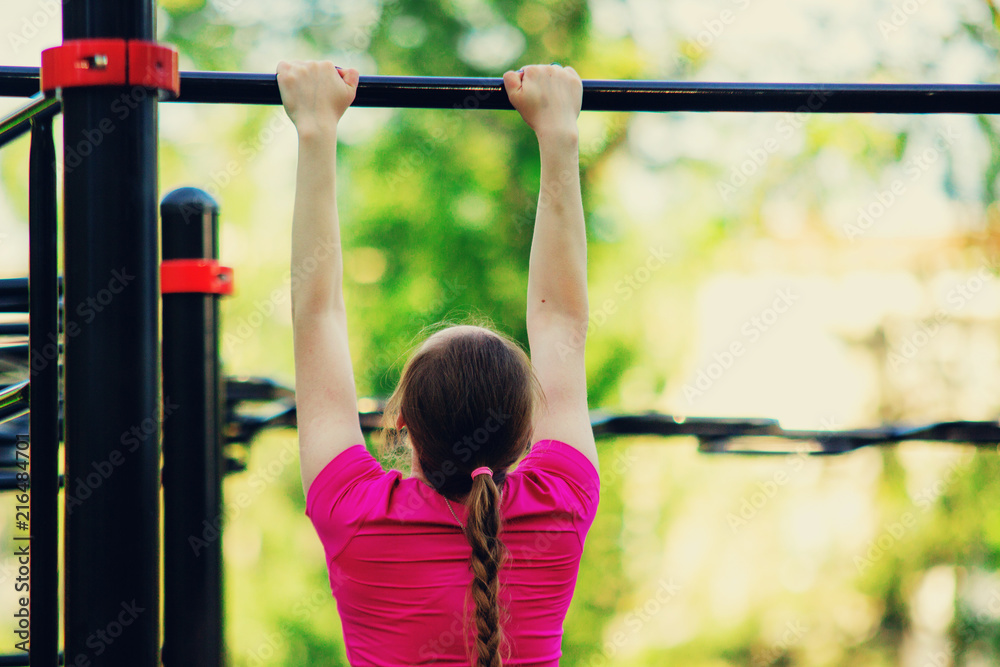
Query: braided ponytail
xmin=381 ymin=324 xmax=541 ymax=664
xmin=464 ymin=472 xmax=506 ymax=667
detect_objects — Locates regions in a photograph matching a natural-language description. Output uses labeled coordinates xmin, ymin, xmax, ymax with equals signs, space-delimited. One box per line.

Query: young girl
xmin=277 ymin=60 xmax=600 ymax=666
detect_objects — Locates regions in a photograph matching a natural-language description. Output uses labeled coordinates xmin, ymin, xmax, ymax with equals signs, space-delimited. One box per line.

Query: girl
xmin=277 ymin=60 xmax=600 ymax=666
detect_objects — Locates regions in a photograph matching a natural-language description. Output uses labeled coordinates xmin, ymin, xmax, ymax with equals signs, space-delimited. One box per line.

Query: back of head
xmin=384 ymin=324 xmax=538 ymax=666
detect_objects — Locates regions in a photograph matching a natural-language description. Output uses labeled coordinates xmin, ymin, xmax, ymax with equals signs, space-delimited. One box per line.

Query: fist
xmin=503 ymin=64 xmax=582 ymax=138
xmin=276 ymin=60 xmax=360 ymax=136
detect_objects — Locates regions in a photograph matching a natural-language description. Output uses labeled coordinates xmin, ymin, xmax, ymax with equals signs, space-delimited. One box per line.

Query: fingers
xmin=503 ymin=70 xmax=523 ymax=97
xmin=338 ymin=67 xmax=361 ymax=89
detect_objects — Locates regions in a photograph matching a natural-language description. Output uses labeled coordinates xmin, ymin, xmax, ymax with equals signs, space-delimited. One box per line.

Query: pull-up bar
xmin=2 ymin=65 xmax=1000 ymax=113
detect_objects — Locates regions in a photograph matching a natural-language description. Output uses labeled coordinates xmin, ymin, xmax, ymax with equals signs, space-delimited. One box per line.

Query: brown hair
xmin=383 ymin=324 xmax=539 ymax=666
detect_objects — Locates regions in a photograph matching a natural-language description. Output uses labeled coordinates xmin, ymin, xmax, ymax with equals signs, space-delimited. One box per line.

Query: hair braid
xmin=464 ymin=473 xmax=505 ymax=667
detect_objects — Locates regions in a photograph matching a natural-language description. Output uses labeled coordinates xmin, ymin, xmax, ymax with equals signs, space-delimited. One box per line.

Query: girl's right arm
xmin=504 ymin=65 xmax=599 ymax=472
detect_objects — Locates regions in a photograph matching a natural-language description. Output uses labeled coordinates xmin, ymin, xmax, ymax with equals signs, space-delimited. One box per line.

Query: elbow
xmin=527 ymin=297 xmax=589 ymax=335
xmin=291 ymin=286 xmax=346 ymax=320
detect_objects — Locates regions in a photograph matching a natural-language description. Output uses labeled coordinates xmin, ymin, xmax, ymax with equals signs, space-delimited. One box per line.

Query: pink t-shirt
xmin=306 ymin=439 xmax=600 ymax=666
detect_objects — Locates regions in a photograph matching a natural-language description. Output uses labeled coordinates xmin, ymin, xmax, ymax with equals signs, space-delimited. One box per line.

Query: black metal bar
xmin=0 ymin=66 xmax=44 ymax=98
xmin=161 ymin=188 xmax=225 ymax=667
xmin=62 ymin=0 xmax=161 ymax=665
xmin=0 ymin=381 xmax=29 ymax=424
xmin=0 ymin=94 xmax=60 ymax=149
xmin=177 ymin=75 xmax=1000 ymax=114
xmin=0 ymin=650 xmax=63 ymax=665
xmin=4 ymin=66 xmax=1000 ymax=113
xmin=218 ymin=379 xmax=1000 ymax=454
xmin=0 ymin=323 xmax=29 ymax=337
xmin=30 ymin=113 xmax=60 ymax=667
xmin=0 ymin=279 xmax=30 ymax=313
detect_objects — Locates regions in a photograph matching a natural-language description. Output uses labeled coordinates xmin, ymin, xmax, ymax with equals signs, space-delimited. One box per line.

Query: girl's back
xmin=308 ymin=440 xmax=599 ymax=665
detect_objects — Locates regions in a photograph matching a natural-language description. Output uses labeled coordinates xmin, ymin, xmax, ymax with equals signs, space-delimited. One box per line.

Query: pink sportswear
xmin=306 ymin=439 xmax=600 ymax=666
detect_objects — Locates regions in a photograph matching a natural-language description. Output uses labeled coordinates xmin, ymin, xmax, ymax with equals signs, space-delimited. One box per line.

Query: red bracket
xmin=41 ymin=39 xmax=179 ymax=97
xmin=161 ymin=259 xmax=234 ymax=295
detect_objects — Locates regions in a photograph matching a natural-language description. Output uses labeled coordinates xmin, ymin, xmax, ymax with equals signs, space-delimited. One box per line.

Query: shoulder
xmin=509 ymin=439 xmax=600 ymax=519
xmin=305 ymin=445 xmax=394 ymax=516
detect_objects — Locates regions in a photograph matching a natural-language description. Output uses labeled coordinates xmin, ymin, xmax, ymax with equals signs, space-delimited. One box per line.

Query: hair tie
xmin=471 ymin=466 xmax=493 ymax=480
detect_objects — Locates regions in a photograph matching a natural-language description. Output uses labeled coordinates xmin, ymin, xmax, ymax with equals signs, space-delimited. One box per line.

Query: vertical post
xmin=161 ymin=188 xmax=225 ymax=667
xmin=29 ymin=115 xmax=59 ymax=667
xmin=61 ymin=0 xmax=161 ymax=665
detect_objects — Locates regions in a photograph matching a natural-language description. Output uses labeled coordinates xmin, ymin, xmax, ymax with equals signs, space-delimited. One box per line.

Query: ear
xmin=396 ymin=414 xmax=405 ymax=430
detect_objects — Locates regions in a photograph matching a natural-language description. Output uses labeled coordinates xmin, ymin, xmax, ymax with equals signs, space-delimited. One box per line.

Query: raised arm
xmin=504 ymin=65 xmax=599 ymax=472
xmin=277 ymin=61 xmax=365 ymax=495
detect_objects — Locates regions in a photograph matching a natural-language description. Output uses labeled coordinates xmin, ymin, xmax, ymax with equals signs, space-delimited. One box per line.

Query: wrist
xmin=296 ymin=121 xmax=339 ymax=144
xmin=536 ymin=127 xmax=579 ymax=153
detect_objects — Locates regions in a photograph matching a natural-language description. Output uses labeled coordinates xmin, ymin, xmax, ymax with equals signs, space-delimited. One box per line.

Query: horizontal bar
xmin=0 ymin=278 xmax=29 ymax=312
xmin=0 ymin=470 xmax=63 ymax=491
xmin=0 ymin=93 xmax=60 ymax=149
xmin=0 ymin=323 xmax=28 ymax=336
xmin=3 ymin=65 xmax=1000 ymax=113
xmin=220 ymin=378 xmax=1000 ymax=455
xmin=0 ymin=381 xmax=29 ymax=424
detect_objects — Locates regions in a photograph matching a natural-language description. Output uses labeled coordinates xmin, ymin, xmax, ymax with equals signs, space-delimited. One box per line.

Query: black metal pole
xmin=5 ymin=65 xmax=1000 ymax=113
xmin=62 ymin=0 xmax=161 ymax=664
xmin=161 ymin=188 xmax=225 ymax=667
xmin=29 ymin=114 xmax=59 ymax=667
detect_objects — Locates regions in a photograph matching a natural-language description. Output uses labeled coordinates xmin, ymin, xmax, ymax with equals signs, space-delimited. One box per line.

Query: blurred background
xmin=1 ymin=0 xmax=1000 ymax=664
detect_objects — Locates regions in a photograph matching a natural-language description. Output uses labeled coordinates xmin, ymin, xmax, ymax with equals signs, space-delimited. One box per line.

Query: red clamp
xmin=161 ymin=259 xmax=234 ymax=295
xmin=41 ymin=39 xmax=179 ymax=97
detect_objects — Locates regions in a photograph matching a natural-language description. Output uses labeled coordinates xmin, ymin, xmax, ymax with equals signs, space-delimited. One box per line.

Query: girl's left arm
xmin=277 ymin=60 xmax=365 ymax=495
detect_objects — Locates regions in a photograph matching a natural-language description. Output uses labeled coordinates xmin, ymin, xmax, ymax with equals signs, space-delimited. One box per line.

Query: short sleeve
xmin=516 ymin=439 xmax=600 ymax=522
xmin=305 ymin=444 xmax=388 ymax=560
